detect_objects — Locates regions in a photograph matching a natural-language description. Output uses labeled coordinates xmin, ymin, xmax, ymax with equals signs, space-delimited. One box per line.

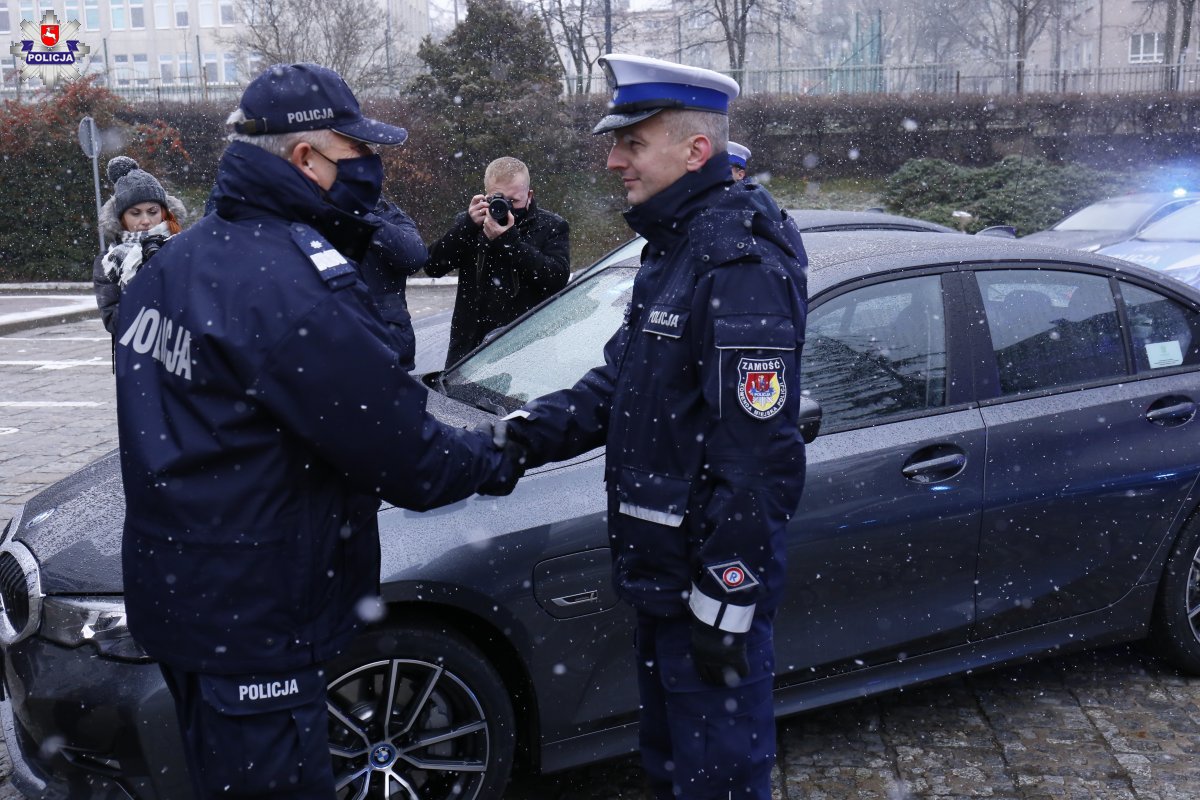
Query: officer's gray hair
xmin=224 ymin=108 xmax=341 ymax=159
xmin=660 ymin=109 xmax=729 ymax=154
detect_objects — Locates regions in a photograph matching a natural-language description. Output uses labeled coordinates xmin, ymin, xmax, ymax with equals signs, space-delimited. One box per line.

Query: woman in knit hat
xmin=92 ymin=156 xmax=188 ymax=335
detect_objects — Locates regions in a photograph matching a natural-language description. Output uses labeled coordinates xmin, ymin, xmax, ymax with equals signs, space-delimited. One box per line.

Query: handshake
xmin=477 ymin=415 xmax=531 ymax=496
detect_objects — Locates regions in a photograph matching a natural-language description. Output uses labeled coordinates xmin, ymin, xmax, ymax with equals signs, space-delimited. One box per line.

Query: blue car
xmin=1098 ymin=201 xmax=1200 ymax=287
xmin=7 ymin=230 xmax=1200 ymax=800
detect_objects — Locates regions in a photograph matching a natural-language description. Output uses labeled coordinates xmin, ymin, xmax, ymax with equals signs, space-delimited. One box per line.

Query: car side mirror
xmin=976 ymin=225 xmax=1017 ymax=238
xmin=797 ymin=395 xmax=822 ymax=444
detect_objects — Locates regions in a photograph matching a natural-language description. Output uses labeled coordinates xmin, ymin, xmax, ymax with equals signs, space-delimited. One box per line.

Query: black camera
xmin=141 ymin=234 xmax=167 ymax=262
xmin=487 ymin=193 xmax=513 ymax=223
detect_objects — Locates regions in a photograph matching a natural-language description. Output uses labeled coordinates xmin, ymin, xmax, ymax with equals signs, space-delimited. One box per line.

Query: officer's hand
xmin=476 ymin=420 xmax=527 ymax=496
xmin=690 ymin=619 xmax=749 ymax=687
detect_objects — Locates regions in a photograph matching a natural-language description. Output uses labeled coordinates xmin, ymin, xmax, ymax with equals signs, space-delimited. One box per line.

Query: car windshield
xmin=1136 ymin=203 xmax=1200 ymax=242
xmin=440 ymin=266 xmax=637 ymax=412
xmin=1054 ymin=198 xmax=1159 ymax=231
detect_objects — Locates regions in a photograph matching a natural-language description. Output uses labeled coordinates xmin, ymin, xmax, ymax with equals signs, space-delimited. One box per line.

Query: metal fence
xmin=565 ymin=62 xmax=1200 ymax=98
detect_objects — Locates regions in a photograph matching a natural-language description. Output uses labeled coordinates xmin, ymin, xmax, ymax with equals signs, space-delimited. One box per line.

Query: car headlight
xmin=39 ymin=596 xmax=151 ymax=662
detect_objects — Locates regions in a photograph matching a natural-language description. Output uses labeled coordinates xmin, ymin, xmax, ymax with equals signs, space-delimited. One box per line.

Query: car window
xmin=573 ymin=238 xmax=643 ymax=280
xmin=1053 ymin=198 xmax=1159 ymax=232
xmin=1122 ymin=283 xmax=1200 ymax=373
xmin=1141 ymin=199 xmax=1197 ymax=229
xmin=1135 ymin=202 xmax=1200 ymax=241
xmin=976 ymin=270 xmax=1124 ymax=395
xmin=441 ymin=266 xmax=637 ymax=411
xmin=801 ymin=275 xmax=946 ymax=430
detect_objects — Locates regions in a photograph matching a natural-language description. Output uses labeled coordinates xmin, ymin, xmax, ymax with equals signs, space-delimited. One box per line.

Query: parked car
xmin=1096 ymin=201 xmax=1200 ymax=287
xmin=8 ymin=229 xmax=1200 ymax=800
xmin=1022 ymin=190 xmax=1200 ymax=252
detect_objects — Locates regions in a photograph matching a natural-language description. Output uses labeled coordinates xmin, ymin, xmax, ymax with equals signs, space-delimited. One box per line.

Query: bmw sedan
xmin=6 ymin=230 xmax=1200 ymax=800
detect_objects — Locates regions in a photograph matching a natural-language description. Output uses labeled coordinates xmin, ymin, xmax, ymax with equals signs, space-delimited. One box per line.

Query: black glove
xmin=476 ymin=420 xmax=527 ymax=496
xmin=690 ymin=619 xmax=749 ymax=687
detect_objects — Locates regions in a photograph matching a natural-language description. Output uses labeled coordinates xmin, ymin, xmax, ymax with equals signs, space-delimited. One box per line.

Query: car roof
xmin=1087 ymin=191 xmax=1200 ymax=205
xmin=800 ymin=230 xmax=1200 ymax=299
xmin=787 ymin=208 xmax=956 ymax=233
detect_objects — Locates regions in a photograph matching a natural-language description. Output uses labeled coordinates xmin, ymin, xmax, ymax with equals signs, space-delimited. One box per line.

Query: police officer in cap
xmin=114 ymin=63 xmax=521 ymax=799
xmin=728 ymin=140 xmax=751 ymax=181
xmin=492 ymin=54 xmax=808 ymax=799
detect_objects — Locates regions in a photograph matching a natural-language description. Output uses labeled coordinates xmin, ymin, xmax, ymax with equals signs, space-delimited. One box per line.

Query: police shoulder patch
xmin=737 ymin=356 xmax=786 ymax=419
xmin=289 ymin=224 xmax=356 ymax=285
xmin=705 ymin=560 xmax=760 ymax=593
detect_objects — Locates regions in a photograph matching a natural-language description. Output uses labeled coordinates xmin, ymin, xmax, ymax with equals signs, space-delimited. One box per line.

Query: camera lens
xmin=488 ymin=195 xmax=512 ymax=223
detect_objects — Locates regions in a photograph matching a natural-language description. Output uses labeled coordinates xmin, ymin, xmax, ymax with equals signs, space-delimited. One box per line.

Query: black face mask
xmin=321 ymin=152 xmax=384 ymax=217
xmin=512 ymin=203 xmax=531 ymax=222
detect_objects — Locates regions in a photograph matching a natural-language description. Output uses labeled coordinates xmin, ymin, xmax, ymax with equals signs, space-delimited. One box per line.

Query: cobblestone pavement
xmin=4 ymin=297 xmax=1200 ymax=799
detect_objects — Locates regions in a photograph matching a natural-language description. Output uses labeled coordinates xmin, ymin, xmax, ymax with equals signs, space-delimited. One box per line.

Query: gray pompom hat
xmin=107 ymin=156 xmax=169 ymax=218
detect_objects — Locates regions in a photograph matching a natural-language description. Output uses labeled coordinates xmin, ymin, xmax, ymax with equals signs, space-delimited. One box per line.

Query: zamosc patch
xmin=737 ymin=357 xmax=786 ymax=419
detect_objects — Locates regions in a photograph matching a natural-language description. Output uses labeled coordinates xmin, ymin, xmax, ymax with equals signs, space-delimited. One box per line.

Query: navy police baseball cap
xmin=233 ymin=63 xmax=408 ymax=145
xmin=728 ymin=141 xmax=751 ymax=168
xmin=593 ymin=53 xmax=740 ymax=135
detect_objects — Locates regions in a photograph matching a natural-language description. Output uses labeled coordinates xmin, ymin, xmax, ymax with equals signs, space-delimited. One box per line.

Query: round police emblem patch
xmin=722 ymin=566 xmax=745 ymax=588
xmin=736 ymin=357 xmax=786 ymax=419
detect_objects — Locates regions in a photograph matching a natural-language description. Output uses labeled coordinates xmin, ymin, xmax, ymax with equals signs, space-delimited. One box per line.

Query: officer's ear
xmin=685 ymin=134 xmax=713 ymax=173
xmin=289 ymin=141 xmax=321 ymax=184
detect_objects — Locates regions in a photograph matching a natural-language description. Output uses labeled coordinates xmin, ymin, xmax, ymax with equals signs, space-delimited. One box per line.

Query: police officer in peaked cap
xmin=728 ymin=140 xmax=751 ymax=181
xmin=490 ymin=53 xmax=808 ymax=799
xmin=114 ymin=63 xmax=523 ymax=799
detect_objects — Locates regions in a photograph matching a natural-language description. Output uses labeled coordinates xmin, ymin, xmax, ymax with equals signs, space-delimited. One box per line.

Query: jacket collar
xmin=622 ymin=155 xmax=733 ymax=248
xmin=212 ymin=141 xmax=379 ymax=261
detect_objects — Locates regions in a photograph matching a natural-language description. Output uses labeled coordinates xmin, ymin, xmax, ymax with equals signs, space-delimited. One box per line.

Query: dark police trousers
xmin=636 ymin=613 xmax=776 ymax=800
xmin=160 ymin=663 xmax=335 ymax=799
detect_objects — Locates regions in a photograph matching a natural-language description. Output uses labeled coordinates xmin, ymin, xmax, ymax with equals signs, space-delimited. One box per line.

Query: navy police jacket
xmin=358 ymin=198 xmax=428 ymax=370
xmin=517 ymin=155 xmax=808 ymax=630
xmin=114 ymin=141 xmax=503 ymax=674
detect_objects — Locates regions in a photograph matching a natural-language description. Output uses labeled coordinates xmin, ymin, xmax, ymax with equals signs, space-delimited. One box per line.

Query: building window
xmin=178 ymin=51 xmax=193 ymax=80
xmin=218 ymin=0 xmax=232 ymax=24
xmin=109 ymin=0 xmax=125 ymax=29
xmin=198 ymin=0 xmax=211 ymax=25
xmin=159 ymin=53 xmax=174 ymax=81
xmin=202 ymin=51 xmax=217 ymax=82
xmin=133 ymin=52 xmax=148 ymax=83
xmin=222 ymin=51 xmax=236 ymax=82
xmin=113 ymin=53 xmax=129 ymax=85
xmin=65 ymin=0 xmax=79 ymax=24
xmin=154 ymin=0 xmax=167 ymax=26
xmin=85 ymin=0 xmax=99 ymax=29
xmin=1130 ymin=32 xmax=1164 ymax=64
xmin=129 ymin=0 xmax=144 ymax=28
xmin=173 ymin=0 xmax=186 ymax=26
xmin=18 ymin=0 xmax=34 ymax=23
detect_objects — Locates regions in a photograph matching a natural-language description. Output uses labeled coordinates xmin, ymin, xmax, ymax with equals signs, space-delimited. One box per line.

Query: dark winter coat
xmin=357 ymin=198 xmax=428 ymax=370
xmin=115 ymin=141 xmax=504 ymax=674
xmin=514 ymin=156 xmax=809 ymax=627
xmin=426 ymin=200 xmax=570 ymax=366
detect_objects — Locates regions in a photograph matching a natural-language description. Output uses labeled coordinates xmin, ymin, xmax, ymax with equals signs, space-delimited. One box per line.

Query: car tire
xmin=1152 ymin=520 xmax=1200 ymax=674
xmin=325 ymin=624 xmax=516 ymax=800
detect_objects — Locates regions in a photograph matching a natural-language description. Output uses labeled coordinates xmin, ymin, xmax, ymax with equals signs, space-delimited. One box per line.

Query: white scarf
xmin=103 ymin=221 xmax=172 ymax=288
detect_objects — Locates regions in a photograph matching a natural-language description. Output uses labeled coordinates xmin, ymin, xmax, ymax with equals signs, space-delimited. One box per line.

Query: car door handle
xmin=1146 ymin=397 xmax=1197 ymax=427
xmin=550 ymin=590 xmax=600 ymax=607
xmin=901 ymin=451 xmax=967 ymax=484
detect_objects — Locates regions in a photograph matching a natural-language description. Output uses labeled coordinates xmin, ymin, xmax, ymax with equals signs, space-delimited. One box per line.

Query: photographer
xmin=427 ymin=157 xmax=570 ymax=366
xmin=92 ymin=156 xmax=188 ymax=335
